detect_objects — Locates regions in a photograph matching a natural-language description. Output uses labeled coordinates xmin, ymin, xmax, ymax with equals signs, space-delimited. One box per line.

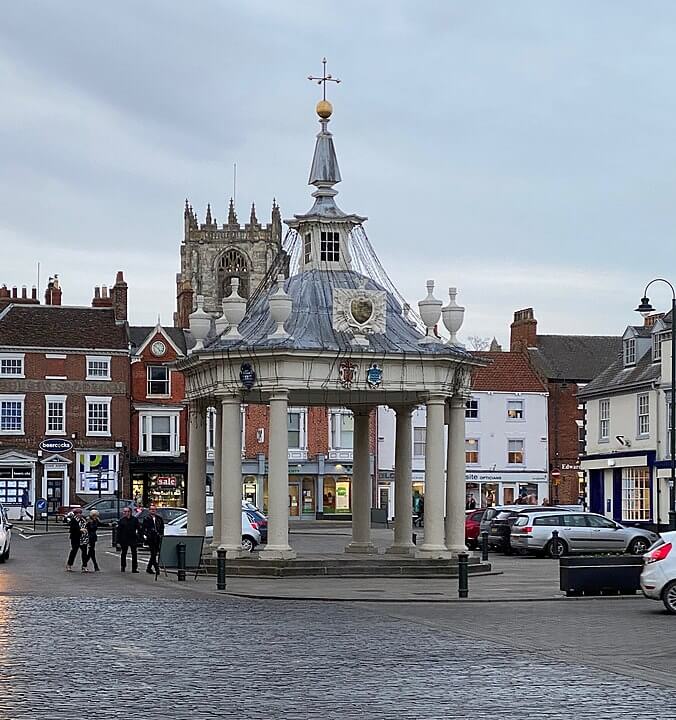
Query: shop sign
xmin=239 ymin=362 xmax=256 ymax=390
xmin=156 ymin=476 xmax=177 ymax=487
xmin=39 ymin=438 xmax=74 ymax=453
xmin=366 ymin=363 xmax=383 ymax=388
xmin=466 ymin=472 xmax=548 ymax=484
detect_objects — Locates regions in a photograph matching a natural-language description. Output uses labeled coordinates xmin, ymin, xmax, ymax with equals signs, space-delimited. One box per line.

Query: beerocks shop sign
xmin=39 ymin=438 xmax=74 ymax=453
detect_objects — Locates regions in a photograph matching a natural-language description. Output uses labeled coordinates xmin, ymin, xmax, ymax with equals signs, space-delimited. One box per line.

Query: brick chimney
xmin=175 ymin=277 xmax=194 ymax=329
xmin=110 ymin=270 xmax=128 ymax=324
xmin=44 ymin=276 xmax=62 ymax=306
xmin=644 ymin=312 xmax=665 ymax=328
xmin=510 ymin=308 xmax=538 ymax=352
xmin=92 ymin=285 xmax=113 ymax=308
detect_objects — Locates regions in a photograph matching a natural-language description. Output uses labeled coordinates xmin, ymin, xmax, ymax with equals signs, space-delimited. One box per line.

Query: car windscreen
xmin=495 ymin=511 xmax=517 ymax=521
xmin=513 ymin=516 xmax=529 ymax=527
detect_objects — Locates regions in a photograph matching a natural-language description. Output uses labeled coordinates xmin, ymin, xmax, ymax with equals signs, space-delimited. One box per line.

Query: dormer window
xmin=624 ymin=338 xmax=636 ymax=366
xmin=320 ymin=231 xmax=340 ymax=262
xmin=304 ymin=233 xmax=312 ymax=264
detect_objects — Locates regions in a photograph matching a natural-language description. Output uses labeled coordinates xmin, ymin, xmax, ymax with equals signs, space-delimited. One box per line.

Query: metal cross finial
xmin=307 ymin=57 xmax=341 ymax=101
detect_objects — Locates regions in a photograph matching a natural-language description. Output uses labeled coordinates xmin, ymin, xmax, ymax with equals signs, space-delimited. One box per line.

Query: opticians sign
xmin=39 ymin=438 xmax=74 ymax=453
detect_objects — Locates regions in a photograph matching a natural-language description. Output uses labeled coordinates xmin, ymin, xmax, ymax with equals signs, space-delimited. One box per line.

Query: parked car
xmin=0 ymin=503 xmax=12 ymax=563
xmin=164 ymin=510 xmax=261 ymax=552
xmin=511 ymin=510 xmax=659 ymax=558
xmin=465 ymin=509 xmax=485 ymax=549
xmin=485 ymin=505 xmax=573 ymax=553
xmin=64 ymin=498 xmax=135 ymax=523
xmin=641 ymin=532 xmax=676 ymax=613
xmin=135 ymin=506 xmax=187 ymax=524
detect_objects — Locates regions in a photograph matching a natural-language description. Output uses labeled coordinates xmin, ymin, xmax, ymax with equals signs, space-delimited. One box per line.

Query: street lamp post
xmin=636 ymin=279 xmax=676 ymax=530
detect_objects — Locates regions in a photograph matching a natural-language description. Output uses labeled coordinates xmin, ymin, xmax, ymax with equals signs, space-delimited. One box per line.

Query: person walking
xmin=142 ymin=504 xmax=164 ymax=577
xmin=117 ymin=506 xmax=140 ymax=573
xmin=66 ymin=508 xmax=89 ymax=573
xmin=20 ymin=488 xmax=32 ymax=520
xmin=85 ymin=509 xmax=104 ymax=572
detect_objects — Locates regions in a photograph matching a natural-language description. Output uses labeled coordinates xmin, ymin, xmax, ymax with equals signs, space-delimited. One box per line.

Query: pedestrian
xmin=85 ymin=509 xmax=104 ymax=572
xmin=20 ymin=488 xmax=32 ymax=520
xmin=467 ymin=493 xmax=477 ymax=510
xmin=417 ymin=496 xmax=425 ymax=528
xmin=65 ymin=508 xmax=89 ymax=573
xmin=142 ymin=503 xmax=164 ymax=577
xmin=117 ymin=506 xmax=140 ymax=573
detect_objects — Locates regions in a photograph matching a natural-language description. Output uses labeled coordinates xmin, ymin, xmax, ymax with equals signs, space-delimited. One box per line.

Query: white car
xmin=164 ymin=510 xmax=261 ymax=552
xmin=0 ymin=503 xmax=12 ymax=563
xmin=641 ymin=530 xmax=676 ymax=613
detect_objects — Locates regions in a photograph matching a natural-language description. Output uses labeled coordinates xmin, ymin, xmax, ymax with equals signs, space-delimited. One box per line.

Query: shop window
xmin=86 ymin=356 xmax=111 ymax=380
xmin=508 ymin=439 xmax=524 ymax=464
xmin=147 ymin=365 xmax=170 ymax=396
xmin=0 ymin=395 xmax=25 ymax=434
xmin=0 ymin=354 xmax=24 ymax=378
xmin=413 ymin=427 xmax=426 ymax=456
xmin=141 ymin=414 xmax=179 ymax=455
xmin=322 ymin=477 xmax=351 ymax=513
xmin=0 ymin=467 xmax=31 ymax=505
xmin=465 ymin=438 xmax=479 ymax=464
xmin=86 ymin=396 xmax=111 ymax=436
xmin=45 ymin=395 xmax=66 ymax=434
xmin=77 ymin=452 xmax=118 ymax=494
xmin=507 ymin=400 xmax=524 ymax=420
xmin=622 ymin=467 xmax=650 ymax=522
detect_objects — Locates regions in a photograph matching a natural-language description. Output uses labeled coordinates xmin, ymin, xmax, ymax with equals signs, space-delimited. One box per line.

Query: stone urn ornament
xmin=268 ymin=275 xmax=293 ymax=339
xmin=214 ymin=298 xmax=229 ymax=336
xmin=418 ymin=280 xmax=443 ymax=344
xmin=188 ymin=295 xmax=211 ymax=351
xmin=222 ymin=278 xmax=247 ymax=339
xmin=442 ymin=287 xmax=465 ymax=346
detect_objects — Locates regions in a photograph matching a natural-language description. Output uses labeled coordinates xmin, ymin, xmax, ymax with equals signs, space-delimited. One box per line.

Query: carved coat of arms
xmin=339 ymin=360 xmax=357 ymax=389
xmin=366 ymin=363 xmax=383 ymax=388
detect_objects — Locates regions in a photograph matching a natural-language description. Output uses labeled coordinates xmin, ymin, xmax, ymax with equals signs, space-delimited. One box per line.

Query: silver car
xmin=510 ymin=510 xmax=659 ymax=558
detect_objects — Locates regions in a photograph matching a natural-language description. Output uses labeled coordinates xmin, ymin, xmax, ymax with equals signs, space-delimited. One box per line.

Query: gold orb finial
xmin=316 ymin=99 xmax=333 ymax=119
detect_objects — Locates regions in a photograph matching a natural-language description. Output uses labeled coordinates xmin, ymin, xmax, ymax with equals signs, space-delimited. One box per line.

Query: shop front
xmin=0 ymin=450 xmax=36 ymax=520
xmin=465 ymin=471 xmax=549 ymax=507
xmin=130 ymin=458 xmax=187 ymax=507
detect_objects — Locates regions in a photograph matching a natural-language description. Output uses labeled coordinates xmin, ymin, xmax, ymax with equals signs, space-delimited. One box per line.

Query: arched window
xmin=217 ymin=249 xmax=250 ymax=299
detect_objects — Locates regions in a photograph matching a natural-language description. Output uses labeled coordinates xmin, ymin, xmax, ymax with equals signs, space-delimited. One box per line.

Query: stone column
xmin=417 ymin=393 xmax=451 ymax=558
xmin=187 ymin=402 xmax=207 ymax=537
xmin=211 ymin=405 xmax=222 ymax=550
xmin=219 ymin=394 xmax=244 ymax=557
xmin=386 ymin=405 xmax=415 ymax=555
xmin=345 ymin=410 xmax=377 ymax=554
xmin=445 ymin=396 xmax=468 ymax=554
xmin=260 ymin=389 xmax=296 ymax=559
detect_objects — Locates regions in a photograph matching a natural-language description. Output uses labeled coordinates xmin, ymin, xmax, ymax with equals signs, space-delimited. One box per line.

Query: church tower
xmin=175 ymin=197 xmax=287 ymax=326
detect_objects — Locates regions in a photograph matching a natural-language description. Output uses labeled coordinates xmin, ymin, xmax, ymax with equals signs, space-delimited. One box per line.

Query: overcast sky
xmin=2 ymin=1 xmax=676 ymax=347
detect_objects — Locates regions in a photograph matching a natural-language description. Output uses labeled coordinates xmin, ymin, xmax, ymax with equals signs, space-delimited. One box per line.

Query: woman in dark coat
xmin=66 ymin=508 xmax=88 ymax=572
xmin=85 ymin=509 xmax=104 ymax=572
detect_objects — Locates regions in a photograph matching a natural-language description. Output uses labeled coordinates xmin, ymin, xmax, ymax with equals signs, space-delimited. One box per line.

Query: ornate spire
xmin=250 ymin=202 xmax=258 ymax=225
xmin=184 ymin=198 xmax=190 ymax=218
xmin=205 ymin=203 xmax=212 ymax=225
xmin=228 ymin=198 xmax=237 ymax=225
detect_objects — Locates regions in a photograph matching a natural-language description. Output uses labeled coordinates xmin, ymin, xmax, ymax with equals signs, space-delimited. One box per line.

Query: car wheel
xmin=0 ymin=547 xmax=5 ymax=564
xmin=241 ymin=536 xmax=255 ymax=553
xmin=662 ymin=581 xmax=676 ymax=614
xmin=545 ymin=538 xmax=568 ymax=559
xmin=628 ymin=537 xmax=650 ymax=555
xmin=3 ymin=548 xmax=9 ymax=561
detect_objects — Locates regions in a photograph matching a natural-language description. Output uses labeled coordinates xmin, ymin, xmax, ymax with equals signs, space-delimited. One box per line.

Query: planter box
xmin=559 ymin=555 xmax=644 ymax=597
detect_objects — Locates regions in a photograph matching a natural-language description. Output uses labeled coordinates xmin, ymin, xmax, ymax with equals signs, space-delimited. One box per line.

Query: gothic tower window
xmin=217 ymin=249 xmax=250 ymax=300
xmin=320 ymin=231 xmax=340 ymax=262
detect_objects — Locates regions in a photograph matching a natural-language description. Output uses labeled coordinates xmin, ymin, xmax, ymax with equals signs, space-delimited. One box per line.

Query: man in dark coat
xmin=142 ymin=504 xmax=164 ymax=576
xmin=117 ymin=506 xmax=141 ymax=573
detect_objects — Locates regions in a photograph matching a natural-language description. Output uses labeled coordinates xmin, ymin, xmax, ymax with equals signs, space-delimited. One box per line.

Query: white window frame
xmin=507 ymin=399 xmax=525 ymax=420
xmin=0 ymin=394 xmax=25 ymax=435
xmin=45 ymin=395 xmax=67 ymax=435
xmin=465 ymin=437 xmax=479 ymax=465
xmin=621 ymin=467 xmax=650 ymax=522
xmin=624 ymin=338 xmax=636 ymax=366
xmin=329 ymin=409 xmax=354 ymax=451
xmin=465 ymin=398 xmax=479 ymax=420
xmin=637 ymin=393 xmax=650 ymax=438
xmin=147 ymin=365 xmax=171 ymax=397
xmin=139 ymin=411 xmax=180 ymax=456
xmin=413 ymin=427 xmax=426 ymax=457
xmin=507 ymin=438 xmax=525 ymax=465
xmin=304 ymin=232 xmax=312 ymax=265
xmin=0 ymin=353 xmax=25 ymax=378
xmin=86 ymin=355 xmax=111 ymax=381
xmin=85 ymin=396 xmax=112 ymax=437
xmin=287 ymin=408 xmax=307 ymax=459
xmin=599 ymin=398 xmax=610 ymax=441
xmin=320 ymin=230 xmax=340 ymax=262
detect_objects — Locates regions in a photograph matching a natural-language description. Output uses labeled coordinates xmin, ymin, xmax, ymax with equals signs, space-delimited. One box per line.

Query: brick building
xmin=0 ymin=274 xmax=130 ymax=519
xmin=128 ymin=324 xmax=189 ymax=507
xmin=509 ymin=308 xmax=621 ymax=504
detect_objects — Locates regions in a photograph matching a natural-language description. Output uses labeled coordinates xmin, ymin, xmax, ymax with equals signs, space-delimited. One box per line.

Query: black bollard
xmin=481 ymin=531 xmax=489 ymax=562
xmin=217 ymin=548 xmax=226 ymax=591
xmin=458 ymin=551 xmax=469 ymax=598
xmin=551 ymin=529 xmax=562 ymax=558
xmin=412 ymin=532 xmax=417 ymax=546
xmin=177 ymin=542 xmax=186 ymax=582
xmin=111 ymin=522 xmax=117 ymax=548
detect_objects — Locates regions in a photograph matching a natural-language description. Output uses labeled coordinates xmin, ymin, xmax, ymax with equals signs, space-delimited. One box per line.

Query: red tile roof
xmin=470 ymin=351 xmax=546 ymax=393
